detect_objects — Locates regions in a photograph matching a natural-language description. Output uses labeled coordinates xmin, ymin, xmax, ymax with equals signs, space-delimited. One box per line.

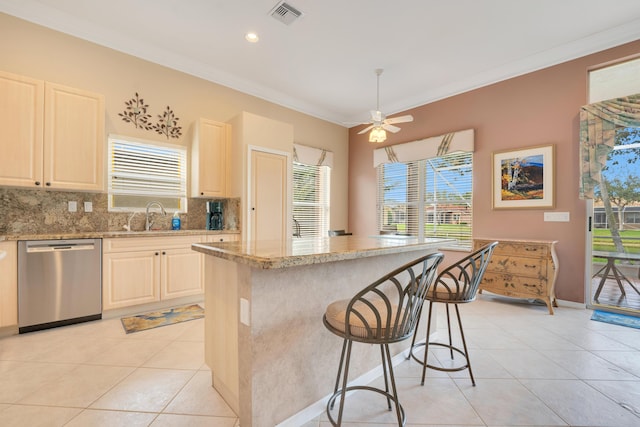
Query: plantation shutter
xmin=293 ymin=162 xmax=330 ymax=237
xmin=108 ymin=136 xmax=187 ymax=210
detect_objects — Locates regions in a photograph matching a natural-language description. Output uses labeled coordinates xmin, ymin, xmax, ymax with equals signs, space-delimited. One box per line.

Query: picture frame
xmin=492 ymin=144 xmax=555 ymax=209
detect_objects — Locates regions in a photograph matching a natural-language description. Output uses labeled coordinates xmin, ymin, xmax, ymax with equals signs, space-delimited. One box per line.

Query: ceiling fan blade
xmin=358 ymin=124 xmax=375 ymax=134
xmin=385 ymin=114 xmax=414 ymax=125
xmin=382 ymin=123 xmax=401 ymax=133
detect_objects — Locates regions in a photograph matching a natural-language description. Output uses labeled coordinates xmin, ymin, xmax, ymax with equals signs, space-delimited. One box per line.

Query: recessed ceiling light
xmin=245 ymin=32 xmax=259 ymax=43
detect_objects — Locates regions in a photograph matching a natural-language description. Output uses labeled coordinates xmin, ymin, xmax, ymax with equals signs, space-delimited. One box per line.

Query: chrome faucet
xmin=145 ymin=201 xmax=166 ymax=231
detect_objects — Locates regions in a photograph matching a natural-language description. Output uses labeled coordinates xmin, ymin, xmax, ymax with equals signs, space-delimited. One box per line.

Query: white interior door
xmin=247 ymin=147 xmax=290 ymax=242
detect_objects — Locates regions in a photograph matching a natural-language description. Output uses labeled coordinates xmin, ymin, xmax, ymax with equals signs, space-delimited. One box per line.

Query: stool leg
xmin=445 ymin=303 xmax=454 ymax=359
xmin=380 ymin=344 xmax=392 ymax=410
xmin=420 ymin=301 xmax=435 ymax=386
xmin=454 ymin=304 xmax=475 ymax=386
xmin=382 ymin=343 xmax=404 ymax=426
xmin=407 ymin=306 xmax=424 ymax=360
xmin=330 ymin=339 xmax=348 ymax=410
xmin=336 ymin=339 xmax=353 ymax=425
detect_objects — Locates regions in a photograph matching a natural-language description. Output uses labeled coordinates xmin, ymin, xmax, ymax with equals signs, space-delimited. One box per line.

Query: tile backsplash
xmin=0 ymin=188 xmax=239 ymax=235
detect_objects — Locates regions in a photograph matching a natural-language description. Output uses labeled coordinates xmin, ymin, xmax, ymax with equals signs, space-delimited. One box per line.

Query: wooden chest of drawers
xmin=474 ymin=238 xmax=559 ymax=314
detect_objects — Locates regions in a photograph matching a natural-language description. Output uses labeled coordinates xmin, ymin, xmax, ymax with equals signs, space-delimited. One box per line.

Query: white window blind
xmin=108 ymin=136 xmax=187 ymax=211
xmin=293 ymin=162 xmax=330 ymax=237
xmin=377 ymin=151 xmax=472 ymax=249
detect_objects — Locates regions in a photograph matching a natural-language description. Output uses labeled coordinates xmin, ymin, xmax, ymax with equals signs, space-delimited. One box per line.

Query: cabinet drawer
xmin=487 ymin=254 xmax=545 ymax=277
xmin=481 ymin=272 xmax=546 ymax=297
xmin=475 ymin=240 xmax=549 ymax=258
xmin=104 ymin=235 xmax=209 ymax=252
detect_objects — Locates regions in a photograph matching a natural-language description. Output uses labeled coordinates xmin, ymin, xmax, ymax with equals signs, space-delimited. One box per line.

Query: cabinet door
xmin=44 ymin=82 xmax=105 ymax=191
xmin=103 ymin=250 xmax=160 ymax=310
xmin=0 ymin=241 xmax=18 ymax=327
xmin=191 ymin=118 xmax=230 ymax=197
xmin=161 ymin=247 xmax=204 ymax=299
xmin=0 ymin=71 xmax=44 ymax=188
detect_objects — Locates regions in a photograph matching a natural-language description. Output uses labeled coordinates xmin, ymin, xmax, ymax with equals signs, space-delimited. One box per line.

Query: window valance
xmin=293 ymin=143 xmax=333 ymax=168
xmin=579 ymin=93 xmax=640 ymax=199
xmin=373 ymin=128 xmax=474 ymax=167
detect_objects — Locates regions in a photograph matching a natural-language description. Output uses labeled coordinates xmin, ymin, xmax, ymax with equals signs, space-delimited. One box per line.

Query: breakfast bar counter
xmin=192 ymin=236 xmax=450 ymax=426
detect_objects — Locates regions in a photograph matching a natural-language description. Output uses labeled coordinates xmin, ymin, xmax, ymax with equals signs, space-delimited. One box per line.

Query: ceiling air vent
xmin=269 ymin=1 xmax=303 ymax=25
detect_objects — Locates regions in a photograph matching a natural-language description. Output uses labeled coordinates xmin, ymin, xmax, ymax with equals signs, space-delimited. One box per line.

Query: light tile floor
xmin=0 ymin=295 xmax=639 ymax=426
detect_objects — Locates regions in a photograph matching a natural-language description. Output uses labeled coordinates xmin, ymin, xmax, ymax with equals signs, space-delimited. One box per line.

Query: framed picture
xmin=492 ymin=144 xmax=555 ymax=209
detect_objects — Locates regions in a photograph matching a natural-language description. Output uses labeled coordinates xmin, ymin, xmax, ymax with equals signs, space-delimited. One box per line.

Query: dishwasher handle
xmin=26 ymin=243 xmax=96 ymax=253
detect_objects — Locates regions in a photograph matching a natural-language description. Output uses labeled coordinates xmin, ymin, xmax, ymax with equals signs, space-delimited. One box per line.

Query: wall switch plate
xmin=84 ymin=201 xmax=93 ymax=212
xmin=544 ymin=212 xmax=570 ymax=222
xmin=68 ymin=201 xmax=77 ymax=212
xmin=240 ymin=298 xmax=250 ymax=326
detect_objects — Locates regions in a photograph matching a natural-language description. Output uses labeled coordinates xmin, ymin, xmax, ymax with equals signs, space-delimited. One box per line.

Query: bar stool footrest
xmin=326 ymin=385 xmax=406 ymax=426
xmin=409 ymin=342 xmax=470 ymax=372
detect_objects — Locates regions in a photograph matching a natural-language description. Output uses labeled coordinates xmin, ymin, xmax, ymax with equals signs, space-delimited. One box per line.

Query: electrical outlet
xmin=68 ymin=201 xmax=77 ymax=212
xmin=84 ymin=201 xmax=93 ymax=212
xmin=240 ymin=298 xmax=250 ymax=326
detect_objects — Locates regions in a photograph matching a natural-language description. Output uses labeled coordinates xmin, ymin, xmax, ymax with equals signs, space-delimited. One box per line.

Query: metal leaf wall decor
xmin=119 ymin=93 xmax=182 ymax=139
xmin=153 ymin=106 xmax=182 ymax=139
xmin=118 ymin=92 xmax=152 ymax=130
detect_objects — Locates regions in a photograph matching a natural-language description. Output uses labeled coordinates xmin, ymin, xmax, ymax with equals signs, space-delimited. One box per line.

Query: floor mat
xmin=591 ymin=310 xmax=640 ymax=330
xmin=121 ymin=304 xmax=204 ymax=334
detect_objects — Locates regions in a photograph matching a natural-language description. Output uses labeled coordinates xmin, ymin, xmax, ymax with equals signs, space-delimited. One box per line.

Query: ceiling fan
xmin=358 ymin=68 xmax=413 ymax=142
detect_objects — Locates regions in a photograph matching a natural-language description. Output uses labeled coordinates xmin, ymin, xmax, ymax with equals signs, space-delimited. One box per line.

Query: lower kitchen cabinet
xmin=102 ymin=234 xmax=238 ymax=311
xmin=161 ymin=246 xmax=204 ymax=300
xmin=103 ymin=249 xmax=161 ymax=310
xmin=0 ymin=241 xmax=18 ymax=327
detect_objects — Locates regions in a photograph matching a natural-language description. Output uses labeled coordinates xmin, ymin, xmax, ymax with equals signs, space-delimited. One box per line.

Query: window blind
xmin=108 ymin=136 xmax=187 ymax=211
xmin=293 ymin=162 xmax=330 ymax=237
xmin=377 ymin=151 xmax=472 ymax=249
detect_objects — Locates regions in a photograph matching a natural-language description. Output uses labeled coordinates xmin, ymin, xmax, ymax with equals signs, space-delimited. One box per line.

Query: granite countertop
xmin=0 ymin=229 xmax=240 ymax=242
xmin=192 ymin=235 xmax=453 ymax=269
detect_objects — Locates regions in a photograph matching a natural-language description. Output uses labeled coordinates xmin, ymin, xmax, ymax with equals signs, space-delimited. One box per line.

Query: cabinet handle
xmin=155 ymin=252 xmax=159 ymax=256
xmin=219 ymin=238 xmax=224 ymax=242
xmin=45 ymin=182 xmax=51 ymax=186
xmin=200 ymin=192 xmax=204 ymax=195
xmin=162 ymin=251 xmax=166 ymax=255
xmin=35 ymin=181 xmax=41 ymax=186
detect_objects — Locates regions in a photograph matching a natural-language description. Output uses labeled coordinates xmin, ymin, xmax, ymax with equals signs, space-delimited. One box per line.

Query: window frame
xmin=377 ymin=151 xmax=473 ymax=250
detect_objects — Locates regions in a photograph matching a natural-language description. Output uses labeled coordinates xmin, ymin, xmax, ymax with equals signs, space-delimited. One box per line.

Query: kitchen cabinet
xmin=0 ymin=241 xmax=18 ymax=328
xmin=102 ymin=234 xmax=238 ymax=311
xmin=475 ymin=238 xmax=558 ymax=314
xmin=0 ymin=70 xmax=105 ymax=191
xmin=191 ymin=118 xmax=231 ymax=197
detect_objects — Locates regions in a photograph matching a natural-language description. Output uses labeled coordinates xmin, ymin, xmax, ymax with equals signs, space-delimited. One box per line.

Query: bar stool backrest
xmin=430 ymin=241 xmax=498 ymax=303
xmin=339 ymin=252 xmax=444 ymax=344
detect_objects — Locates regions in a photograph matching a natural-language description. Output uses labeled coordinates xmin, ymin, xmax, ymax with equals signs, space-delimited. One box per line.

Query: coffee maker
xmin=206 ymin=201 xmax=224 ymax=230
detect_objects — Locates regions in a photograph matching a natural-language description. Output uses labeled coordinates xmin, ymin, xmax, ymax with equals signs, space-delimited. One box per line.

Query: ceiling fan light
xmin=369 ymin=127 xmax=387 ymax=143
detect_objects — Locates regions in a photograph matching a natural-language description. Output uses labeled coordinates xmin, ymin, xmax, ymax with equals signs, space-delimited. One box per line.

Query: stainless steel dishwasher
xmin=18 ymin=239 xmax=102 ymax=333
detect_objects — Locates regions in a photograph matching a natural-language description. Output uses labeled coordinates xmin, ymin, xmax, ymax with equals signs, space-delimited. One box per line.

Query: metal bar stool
xmin=323 ymin=252 xmax=444 ymax=426
xmin=408 ymin=241 xmax=498 ymax=386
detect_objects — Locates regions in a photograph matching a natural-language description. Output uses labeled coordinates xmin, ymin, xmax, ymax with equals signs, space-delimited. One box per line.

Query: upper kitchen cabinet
xmin=191 ymin=118 xmax=231 ymax=197
xmin=0 ymin=71 xmax=44 ymax=188
xmin=0 ymin=70 xmax=105 ymax=191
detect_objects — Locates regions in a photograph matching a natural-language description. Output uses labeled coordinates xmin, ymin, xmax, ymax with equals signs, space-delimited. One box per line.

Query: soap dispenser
xmin=172 ymin=212 xmax=181 ymax=230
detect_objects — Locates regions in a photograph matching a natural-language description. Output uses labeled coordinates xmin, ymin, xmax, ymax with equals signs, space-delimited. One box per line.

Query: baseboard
xmin=556 ymin=298 xmax=586 ymax=309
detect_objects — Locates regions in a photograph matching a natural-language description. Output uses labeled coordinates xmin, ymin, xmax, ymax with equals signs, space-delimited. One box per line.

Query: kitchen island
xmin=192 ymin=236 xmax=451 ymax=426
